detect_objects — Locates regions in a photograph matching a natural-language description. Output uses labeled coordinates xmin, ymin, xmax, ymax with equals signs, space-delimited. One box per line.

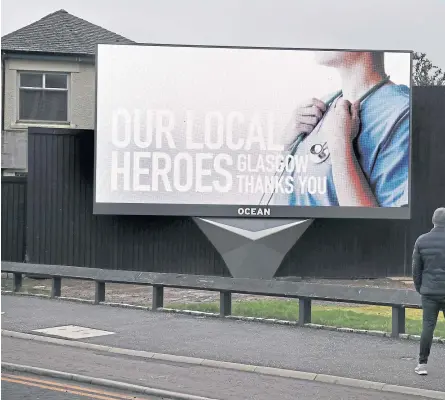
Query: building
xmin=1 ymin=9 xmax=134 ymax=175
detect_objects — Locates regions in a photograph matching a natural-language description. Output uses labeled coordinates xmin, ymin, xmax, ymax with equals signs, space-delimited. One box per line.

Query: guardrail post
xmin=299 ymin=298 xmax=312 ymax=326
xmin=13 ymin=273 xmax=22 ymax=293
xmin=95 ymin=281 xmax=106 ymax=304
xmin=220 ymin=291 xmax=232 ymax=317
xmin=152 ymin=285 xmax=164 ymax=310
xmin=51 ymin=277 xmax=62 ymax=298
xmin=391 ymin=306 xmax=406 ymax=337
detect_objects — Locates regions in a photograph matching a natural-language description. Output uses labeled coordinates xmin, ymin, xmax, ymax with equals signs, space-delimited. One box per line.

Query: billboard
xmin=95 ymin=44 xmax=412 ymax=219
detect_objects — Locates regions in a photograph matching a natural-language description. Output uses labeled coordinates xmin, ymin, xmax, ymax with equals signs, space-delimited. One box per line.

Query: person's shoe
xmin=415 ymin=364 xmax=428 ymax=375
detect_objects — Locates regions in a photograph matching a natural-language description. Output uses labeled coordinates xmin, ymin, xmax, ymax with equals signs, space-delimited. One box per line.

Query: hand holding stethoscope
xmin=322 ymin=98 xmax=361 ymax=155
xmin=280 ymin=97 xmax=328 ymax=151
xmin=259 ymin=75 xmax=390 ymax=206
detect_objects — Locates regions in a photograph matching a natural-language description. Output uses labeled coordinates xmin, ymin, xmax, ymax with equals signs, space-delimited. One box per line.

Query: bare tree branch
xmin=412 ymin=52 xmax=445 ymax=86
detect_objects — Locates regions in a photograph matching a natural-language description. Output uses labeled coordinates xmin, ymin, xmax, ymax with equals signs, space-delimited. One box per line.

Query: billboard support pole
xmin=194 ymin=218 xmax=313 ymax=280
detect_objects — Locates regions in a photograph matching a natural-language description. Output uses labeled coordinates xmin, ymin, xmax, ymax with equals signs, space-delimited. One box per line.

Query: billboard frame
xmin=94 ymin=43 xmax=413 ymax=220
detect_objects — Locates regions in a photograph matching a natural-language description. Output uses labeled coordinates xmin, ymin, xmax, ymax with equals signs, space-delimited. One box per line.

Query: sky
xmin=1 ymin=0 xmax=445 ymax=69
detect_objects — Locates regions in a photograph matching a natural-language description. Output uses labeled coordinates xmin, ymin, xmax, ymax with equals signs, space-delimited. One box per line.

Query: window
xmin=18 ymin=72 xmax=69 ymax=122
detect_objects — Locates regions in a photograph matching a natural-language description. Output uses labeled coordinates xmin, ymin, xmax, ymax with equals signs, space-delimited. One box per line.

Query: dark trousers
xmin=419 ymin=295 xmax=445 ymax=364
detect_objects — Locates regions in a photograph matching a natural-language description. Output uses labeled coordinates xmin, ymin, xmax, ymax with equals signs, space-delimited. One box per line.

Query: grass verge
xmin=169 ymin=299 xmax=445 ymax=337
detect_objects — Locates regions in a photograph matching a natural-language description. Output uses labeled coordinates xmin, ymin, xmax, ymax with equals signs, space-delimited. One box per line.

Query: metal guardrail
xmin=1 ymin=261 xmax=421 ymax=338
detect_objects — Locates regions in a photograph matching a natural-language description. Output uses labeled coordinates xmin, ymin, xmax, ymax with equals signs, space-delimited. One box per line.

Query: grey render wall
xmin=14 ymin=87 xmax=445 ymax=278
xmin=2 ymin=57 xmax=95 ymax=172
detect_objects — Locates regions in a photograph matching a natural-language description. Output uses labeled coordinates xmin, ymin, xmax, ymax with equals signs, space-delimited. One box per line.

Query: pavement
xmin=2 ymin=295 xmax=445 ymax=399
xmin=3 ymin=338 xmax=425 ymax=400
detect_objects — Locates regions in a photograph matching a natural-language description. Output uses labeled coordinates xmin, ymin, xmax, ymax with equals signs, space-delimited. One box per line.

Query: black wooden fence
xmin=2 ymin=87 xmax=445 ymax=278
xmin=1 ymin=177 xmax=27 ymax=262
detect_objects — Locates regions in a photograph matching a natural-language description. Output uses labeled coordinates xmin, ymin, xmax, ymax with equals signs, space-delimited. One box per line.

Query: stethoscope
xmin=259 ymin=75 xmax=391 ymax=206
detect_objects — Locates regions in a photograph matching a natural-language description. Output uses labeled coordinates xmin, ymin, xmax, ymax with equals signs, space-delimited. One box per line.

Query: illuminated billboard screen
xmin=95 ymin=44 xmax=412 ymax=219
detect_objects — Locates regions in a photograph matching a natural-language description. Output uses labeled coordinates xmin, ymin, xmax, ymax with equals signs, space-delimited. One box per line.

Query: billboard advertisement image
xmin=95 ymin=44 xmax=412 ymax=219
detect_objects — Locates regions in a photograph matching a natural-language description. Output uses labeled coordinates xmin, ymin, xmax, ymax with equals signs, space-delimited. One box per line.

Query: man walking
xmin=412 ymin=207 xmax=445 ymax=375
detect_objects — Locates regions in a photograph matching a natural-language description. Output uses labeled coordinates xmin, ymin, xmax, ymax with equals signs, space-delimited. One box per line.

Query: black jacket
xmin=412 ymin=226 xmax=445 ymax=296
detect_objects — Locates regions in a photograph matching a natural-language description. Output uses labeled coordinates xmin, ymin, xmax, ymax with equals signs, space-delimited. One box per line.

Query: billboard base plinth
xmin=193 ymin=218 xmax=313 ymax=279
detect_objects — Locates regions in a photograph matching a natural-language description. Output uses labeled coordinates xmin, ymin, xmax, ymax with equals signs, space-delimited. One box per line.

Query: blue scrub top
xmin=273 ymin=84 xmax=410 ymax=208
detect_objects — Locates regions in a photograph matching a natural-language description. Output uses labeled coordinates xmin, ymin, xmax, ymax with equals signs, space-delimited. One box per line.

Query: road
xmin=2 ymin=336 xmax=428 ymax=400
xmin=2 ymin=295 xmax=444 ymax=399
xmin=1 ymin=373 xmax=158 ymax=399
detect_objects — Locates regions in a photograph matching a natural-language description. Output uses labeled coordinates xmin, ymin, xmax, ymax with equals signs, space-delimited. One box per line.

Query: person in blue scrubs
xmin=273 ymin=51 xmax=410 ymax=208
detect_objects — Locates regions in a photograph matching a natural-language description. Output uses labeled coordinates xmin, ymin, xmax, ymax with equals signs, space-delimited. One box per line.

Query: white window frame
xmin=17 ymin=71 xmax=71 ymax=124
